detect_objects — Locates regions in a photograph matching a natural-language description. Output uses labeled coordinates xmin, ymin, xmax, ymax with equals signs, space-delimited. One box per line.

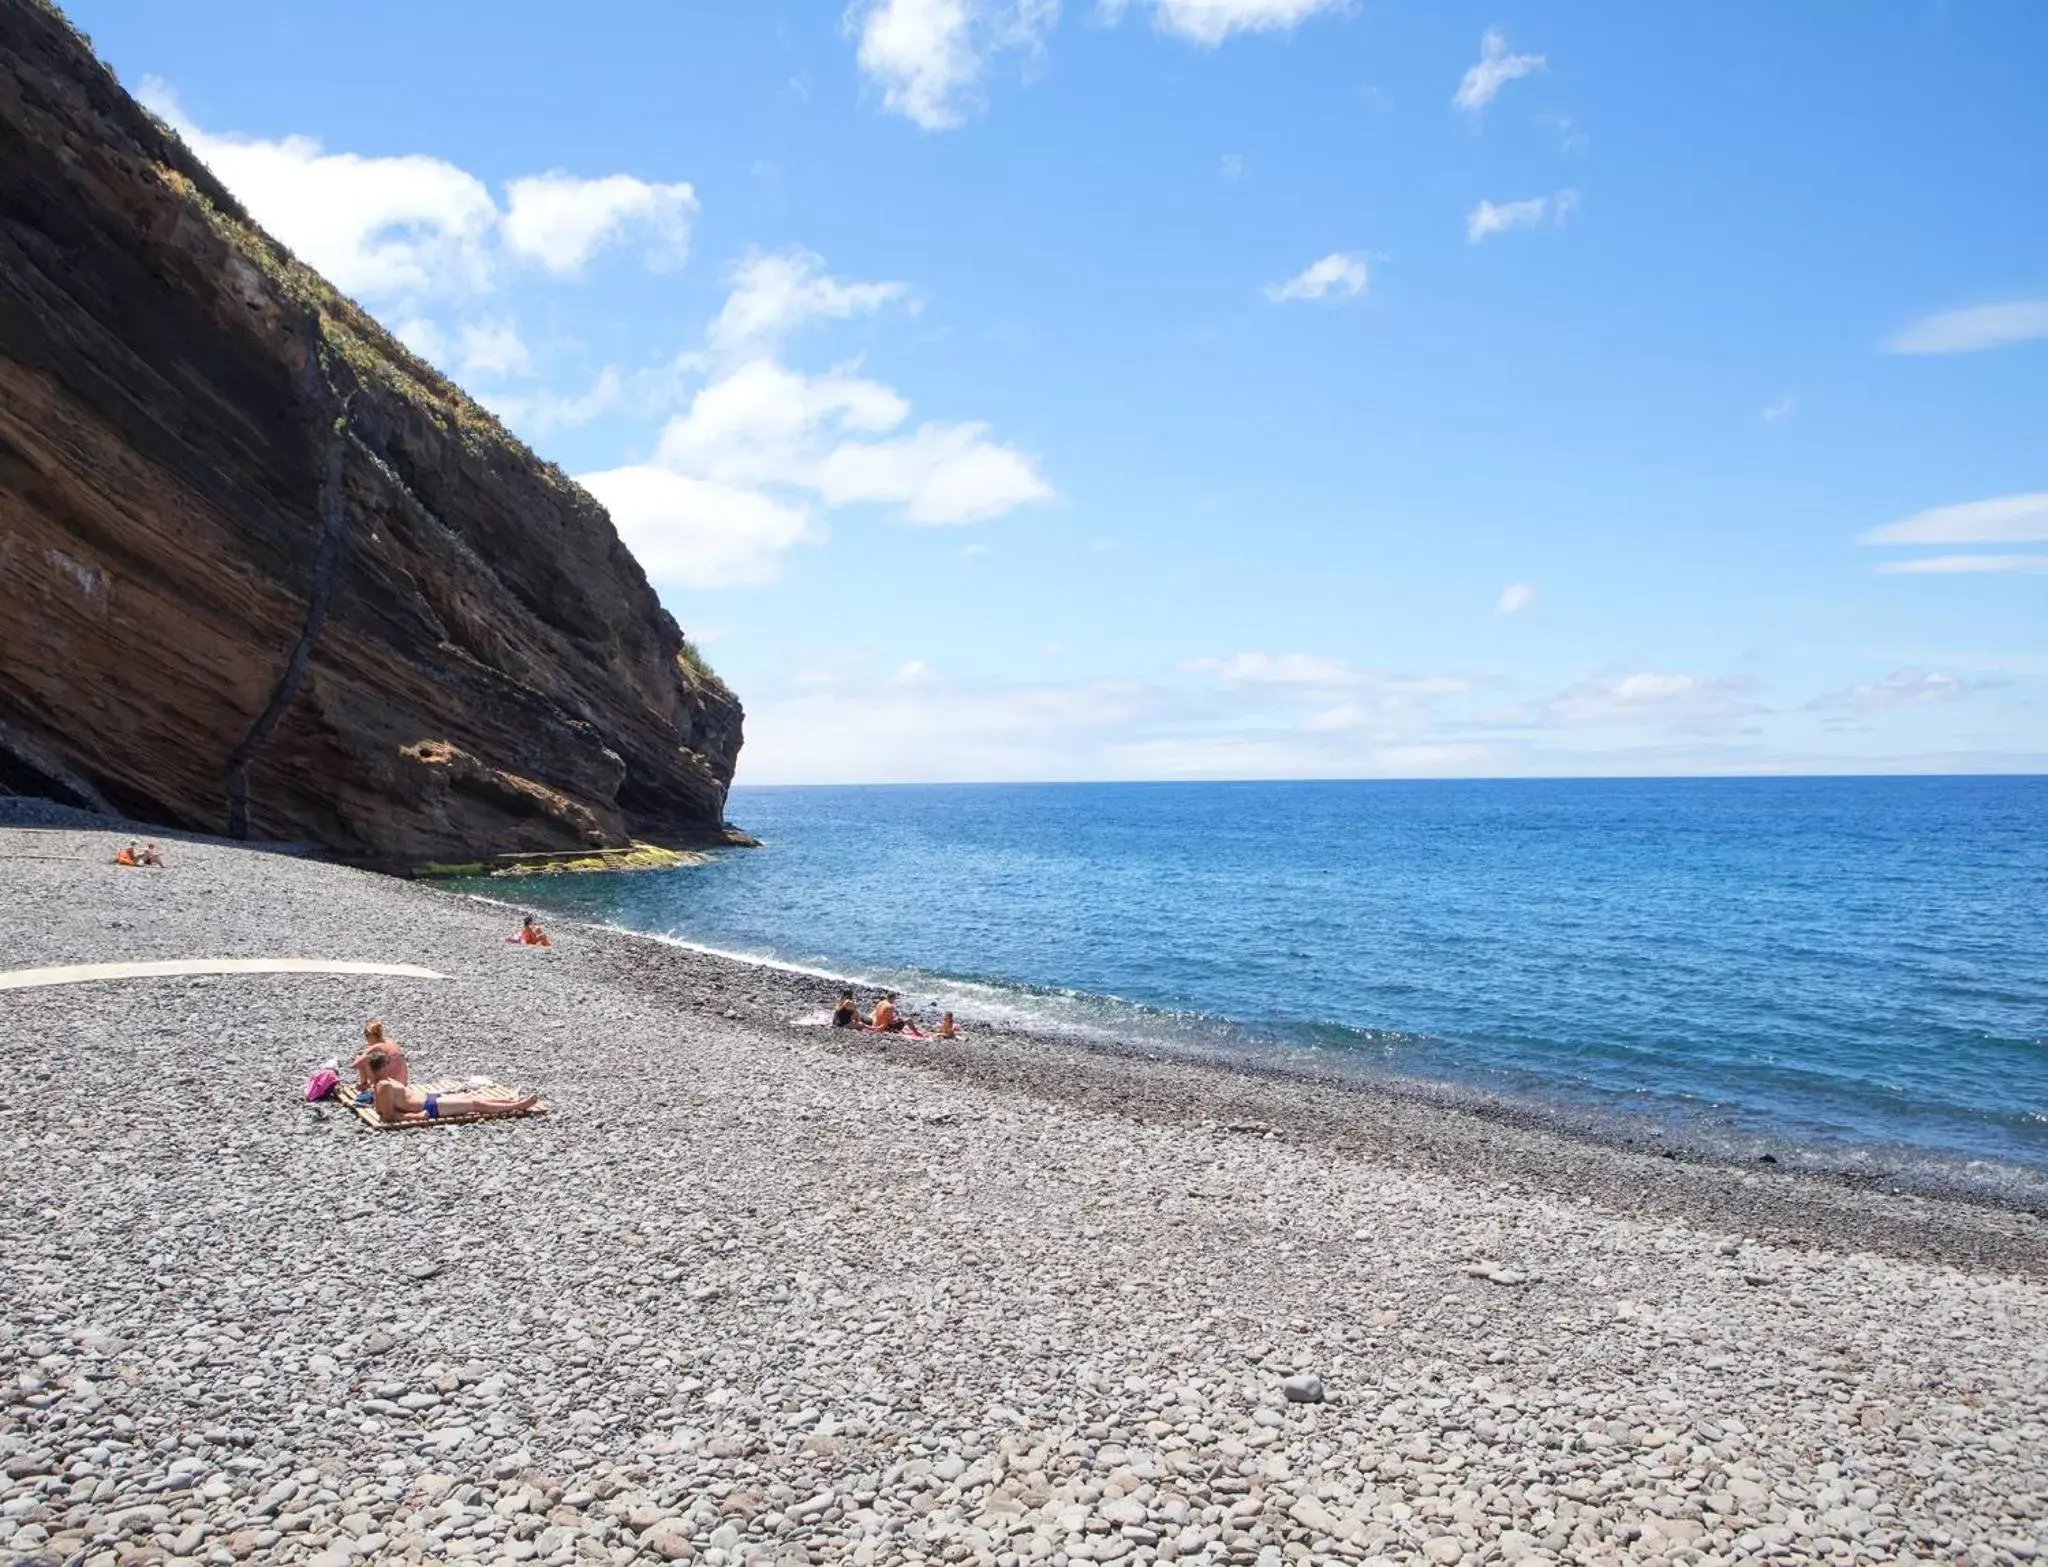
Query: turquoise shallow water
xmin=493 ymin=777 xmax=2048 ymax=1170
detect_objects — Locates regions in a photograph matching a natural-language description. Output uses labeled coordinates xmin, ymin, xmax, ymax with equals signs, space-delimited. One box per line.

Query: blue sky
xmin=72 ymin=0 xmax=2048 ymax=782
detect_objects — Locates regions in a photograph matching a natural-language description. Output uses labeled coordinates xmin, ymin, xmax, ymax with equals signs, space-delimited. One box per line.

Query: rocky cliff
xmin=0 ymin=0 xmax=745 ymax=869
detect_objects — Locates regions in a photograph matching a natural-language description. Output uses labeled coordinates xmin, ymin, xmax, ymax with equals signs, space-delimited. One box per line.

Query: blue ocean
xmin=498 ymin=778 xmax=2048 ymax=1173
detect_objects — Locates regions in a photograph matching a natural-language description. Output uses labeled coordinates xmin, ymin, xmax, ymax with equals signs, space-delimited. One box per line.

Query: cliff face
xmin=0 ymin=1 xmax=744 ymax=868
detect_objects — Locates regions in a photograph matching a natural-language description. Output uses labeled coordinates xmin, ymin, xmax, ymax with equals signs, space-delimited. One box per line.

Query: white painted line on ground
xmin=0 ymin=958 xmax=447 ymax=991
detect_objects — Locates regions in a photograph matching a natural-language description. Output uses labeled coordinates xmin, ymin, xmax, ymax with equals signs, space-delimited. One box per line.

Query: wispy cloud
xmin=1100 ymin=0 xmax=1348 ymax=47
xmin=1466 ymin=188 xmax=1579 ymax=243
xmin=1453 ymin=28 xmax=1545 ymax=115
xmin=1883 ymin=300 xmax=2048 ymax=356
xmin=1875 ymin=554 xmax=2048 ymax=575
xmin=1263 ymin=252 xmax=1369 ymax=303
xmin=1859 ymin=492 xmax=2048 ymax=546
xmin=1761 ymin=392 xmax=1795 ymax=423
xmin=735 ymin=655 xmax=1901 ymax=784
xmin=1543 ymin=671 xmax=1763 ymax=735
xmin=708 ymin=248 xmax=911 ymax=356
xmin=1537 ymin=112 xmax=1588 ymax=152
xmin=1496 ymin=582 xmax=1535 ymax=614
xmin=1806 ymin=668 xmax=1984 ymax=714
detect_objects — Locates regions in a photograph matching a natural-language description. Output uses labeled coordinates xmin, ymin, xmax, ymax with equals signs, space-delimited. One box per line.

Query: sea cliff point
xmin=0 ymin=0 xmax=742 ymax=871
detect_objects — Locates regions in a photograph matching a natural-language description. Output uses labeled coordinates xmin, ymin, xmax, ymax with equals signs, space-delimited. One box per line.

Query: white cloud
xmin=576 ymin=466 xmax=818 ymax=589
xmin=480 ymin=368 xmax=623 ymax=435
xmin=573 ymin=249 xmax=1051 ymax=584
xmin=1264 ymin=252 xmax=1368 ymax=303
xmin=457 ymin=320 xmax=533 ymax=379
xmin=851 ymin=0 xmax=1057 ymax=130
xmin=1761 ymin=393 xmax=1795 ymax=423
xmin=501 ymin=172 xmax=697 ymax=275
xmin=1883 ymin=300 xmax=2048 ymax=356
xmin=1466 ymin=189 xmax=1579 ymax=243
xmin=1875 ymin=554 xmax=2048 ymax=575
xmin=1102 ymin=0 xmax=1348 ymax=47
xmin=655 ymin=360 xmax=911 ymax=487
xmin=708 ymin=249 xmax=910 ymax=355
xmin=1219 ymin=153 xmax=1246 ymax=182
xmin=394 ymin=316 xmax=451 ymax=363
xmin=1496 ymin=582 xmax=1535 ymax=614
xmin=1180 ymin=652 xmax=1471 ymax=702
xmin=734 ymin=650 xmax=2041 ymax=785
xmin=143 ymin=82 xmax=696 ymax=301
xmin=1453 ymin=28 xmax=1545 ymax=114
xmin=1183 ymin=651 xmax=1354 ymax=687
xmin=1806 ymin=668 xmax=1971 ymax=714
xmin=817 ymin=421 xmax=1055 ymax=522
xmin=1859 ymin=492 xmax=2048 ymax=546
xmin=147 ymin=83 xmax=498 ymax=299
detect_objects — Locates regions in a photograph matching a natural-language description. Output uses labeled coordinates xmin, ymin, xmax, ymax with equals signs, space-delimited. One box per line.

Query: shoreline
xmin=458 ymin=883 xmax=2048 ymax=1230
xmin=5 ymin=800 xmax=2047 ymax=1567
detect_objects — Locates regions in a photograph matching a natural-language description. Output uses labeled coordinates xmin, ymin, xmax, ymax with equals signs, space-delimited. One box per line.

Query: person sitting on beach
xmin=936 ymin=1011 xmax=958 ymax=1039
xmin=139 ymin=842 xmax=164 ymax=866
xmin=504 ymin=914 xmax=552 ymax=947
xmin=371 ymin=1074 xmax=539 ymax=1125
xmin=831 ymin=989 xmax=861 ymax=1028
xmin=354 ymin=1019 xmax=410 ymax=1098
xmin=113 ymin=842 xmax=139 ymax=866
xmin=862 ymin=992 xmax=926 ymax=1038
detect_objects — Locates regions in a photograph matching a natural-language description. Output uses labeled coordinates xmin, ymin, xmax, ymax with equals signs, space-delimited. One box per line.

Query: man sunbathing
xmin=370 ymin=1070 xmax=540 ymax=1124
xmin=354 ymin=1019 xmax=409 ymax=1096
xmin=862 ymin=991 xmax=926 ymax=1038
xmin=139 ymin=842 xmax=164 ymax=866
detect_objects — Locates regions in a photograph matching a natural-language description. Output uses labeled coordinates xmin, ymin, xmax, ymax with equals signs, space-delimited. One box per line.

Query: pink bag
xmin=304 ymin=1066 xmax=340 ymax=1102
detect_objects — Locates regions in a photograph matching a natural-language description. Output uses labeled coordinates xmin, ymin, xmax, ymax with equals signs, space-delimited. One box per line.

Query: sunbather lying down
xmin=371 ymin=1077 xmax=539 ymax=1124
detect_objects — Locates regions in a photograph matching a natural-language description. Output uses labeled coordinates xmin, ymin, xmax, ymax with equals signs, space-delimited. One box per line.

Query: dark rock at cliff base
xmin=0 ymin=1 xmax=743 ymax=868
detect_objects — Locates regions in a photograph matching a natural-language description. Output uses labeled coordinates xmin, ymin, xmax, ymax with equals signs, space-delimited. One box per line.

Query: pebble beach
xmin=3 ymin=802 xmax=2045 ymax=1567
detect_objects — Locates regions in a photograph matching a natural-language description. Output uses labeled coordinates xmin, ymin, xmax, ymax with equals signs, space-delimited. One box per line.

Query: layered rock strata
xmin=0 ymin=0 xmax=743 ymax=867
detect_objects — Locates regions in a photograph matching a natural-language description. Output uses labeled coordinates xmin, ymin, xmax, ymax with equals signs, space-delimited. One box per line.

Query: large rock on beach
xmin=0 ymin=0 xmax=743 ymax=867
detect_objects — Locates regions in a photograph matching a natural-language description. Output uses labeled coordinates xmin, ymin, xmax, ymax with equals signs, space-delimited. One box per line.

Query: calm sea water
xmin=492 ymin=778 xmax=2048 ymax=1171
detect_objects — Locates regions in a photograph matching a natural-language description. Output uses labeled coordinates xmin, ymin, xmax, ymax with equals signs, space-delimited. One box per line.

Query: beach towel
xmin=347 ymin=1078 xmax=550 ymax=1131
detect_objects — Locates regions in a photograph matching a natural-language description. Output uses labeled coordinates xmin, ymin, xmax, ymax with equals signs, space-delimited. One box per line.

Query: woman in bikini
xmin=507 ymin=915 xmax=552 ymax=947
xmin=353 ymin=1019 xmax=410 ymax=1098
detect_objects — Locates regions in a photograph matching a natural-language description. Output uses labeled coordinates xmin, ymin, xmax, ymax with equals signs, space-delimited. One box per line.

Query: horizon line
xmin=729 ymin=770 xmax=2048 ymax=789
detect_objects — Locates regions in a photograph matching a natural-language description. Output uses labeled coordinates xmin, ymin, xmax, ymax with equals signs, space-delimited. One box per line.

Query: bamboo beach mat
xmin=346 ymin=1078 xmax=550 ymax=1130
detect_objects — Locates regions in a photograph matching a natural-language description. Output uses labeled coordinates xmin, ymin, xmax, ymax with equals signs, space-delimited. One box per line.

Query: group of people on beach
xmin=317 ymin=904 xmax=957 ymax=1126
xmin=112 ymin=840 xmax=163 ymax=867
xmin=831 ymin=988 xmax=957 ymax=1040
